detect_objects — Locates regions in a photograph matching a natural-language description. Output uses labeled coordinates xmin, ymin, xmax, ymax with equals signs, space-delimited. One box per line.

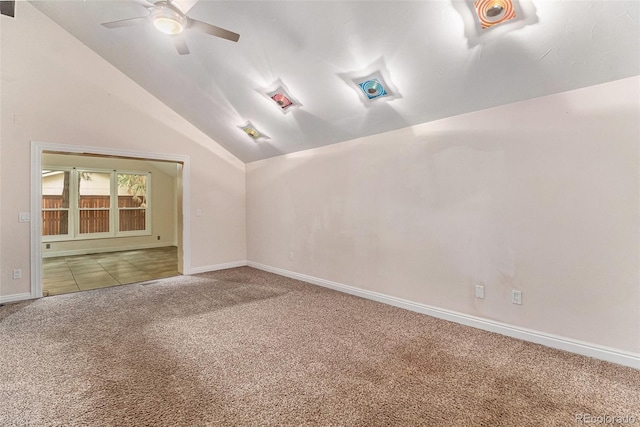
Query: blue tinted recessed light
xmin=358 ymin=78 xmax=387 ymax=100
xmin=341 ymin=62 xmax=400 ymax=107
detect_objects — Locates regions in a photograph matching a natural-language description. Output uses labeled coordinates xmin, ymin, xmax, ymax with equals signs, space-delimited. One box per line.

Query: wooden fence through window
xmin=42 ymin=195 xmax=145 ymax=236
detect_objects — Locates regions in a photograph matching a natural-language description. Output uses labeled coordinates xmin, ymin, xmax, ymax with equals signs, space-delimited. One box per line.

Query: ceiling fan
xmin=101 ymin=0 xmax=239 ymax=55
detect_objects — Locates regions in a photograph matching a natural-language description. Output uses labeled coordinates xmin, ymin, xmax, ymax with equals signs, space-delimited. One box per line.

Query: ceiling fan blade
xmin=187 ymin=18 xmax=240 ymax=42
xmin=102 ymin=16 xmax=148 ymax=29
xmin=1 ymin=1 xmax=15 ymax=18
xmin=173 ymin=36 xmax=190 ymax=55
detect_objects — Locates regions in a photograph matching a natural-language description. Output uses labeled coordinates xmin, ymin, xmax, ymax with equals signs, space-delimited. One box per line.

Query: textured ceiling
xmin=30 ymin=0 xmax=640 ymax=163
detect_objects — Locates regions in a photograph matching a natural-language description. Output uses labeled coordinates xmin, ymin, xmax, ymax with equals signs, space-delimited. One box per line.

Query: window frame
xmin=41 ymin=168 xmax=73 ymax=239
xmin=76 ymin=168 xmax=114 ymax=239
xmin=42 ymin=167 xmax=151 ymax=242
xmin=116 ymin=170 xmax=151 ymax=237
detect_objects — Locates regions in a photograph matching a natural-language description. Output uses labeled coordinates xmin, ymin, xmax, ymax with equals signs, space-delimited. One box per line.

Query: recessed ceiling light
xmin=451 ymin=0 xmax=536 ymax=47
xmin=486 ymin=5 xmax=504 ymax=17
xmin=238 ymin=122 xmax=269 ymax=142
xmin=260 ymin=82 xmax=301 ymax=114
xmin=271 ymin=93 xmax=293 ymax=109
xmin=340 ymin=59 xmax=400 ymax=107
xmin=352 ymin=72 xmax=395 ymax=103
xmin=474 ymin=0 xmax=516 ymax=29
xmin=358 ymin=78 xmax=387 ymax=100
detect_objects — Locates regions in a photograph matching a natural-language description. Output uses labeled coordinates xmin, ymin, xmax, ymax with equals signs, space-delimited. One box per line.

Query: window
xmin=78 ymin=171 xmax=111 ymax=235
xmin=117 ymin=173 xmax=147 ymax=232
xmin=42 ymin=170 xmax=71 ymax=237
xmin=42 ymin=168 xmax=151 ymax=241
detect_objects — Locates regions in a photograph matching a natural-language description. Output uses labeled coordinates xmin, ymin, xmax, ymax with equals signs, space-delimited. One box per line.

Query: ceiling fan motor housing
xmin=151 ymin=1 xmax=187 ymax=34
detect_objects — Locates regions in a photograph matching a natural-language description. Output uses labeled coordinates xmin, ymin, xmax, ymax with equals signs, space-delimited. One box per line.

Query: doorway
xmin=31 ymin=142 xmax=191 ymax=298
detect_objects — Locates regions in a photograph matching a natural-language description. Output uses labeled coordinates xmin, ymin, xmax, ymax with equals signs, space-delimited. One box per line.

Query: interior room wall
xmin=0 ymin=3 xmax=246 ymax=299
xmin=2 ymin=1 xmax=637 ymax=365
xmin=40 ymin=153 xmax=177 ymax=257
xmin=247 ymin=76 xmax=640 ymax=355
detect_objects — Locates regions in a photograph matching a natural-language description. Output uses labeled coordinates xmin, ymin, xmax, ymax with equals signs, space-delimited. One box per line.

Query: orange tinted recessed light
xmin=474 ymin=0 xmax=516 ymax=29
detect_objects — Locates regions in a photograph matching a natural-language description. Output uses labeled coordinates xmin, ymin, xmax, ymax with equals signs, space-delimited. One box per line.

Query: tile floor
xmin=42 ymin=246 xmax=179 ymax=296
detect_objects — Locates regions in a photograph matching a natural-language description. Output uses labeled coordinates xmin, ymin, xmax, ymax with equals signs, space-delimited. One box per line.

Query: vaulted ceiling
xmin=30 ymin=0 xmax=640 ymax=163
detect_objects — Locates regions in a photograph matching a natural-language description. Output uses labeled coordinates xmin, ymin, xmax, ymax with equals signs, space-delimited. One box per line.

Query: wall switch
xmin=157 ymin=236 xmax=160 ymax=240
xmin=512 ymin=290 xmax=522 ymax=305
xmin=46 ymin=243 xmax=51 ymax=249
xmin=196 ymin=209 xmax=202 ymax=217
xmin=475 ymin=284 xmax=485 ymax=299
xmin=13 ymin=269 xmax=21 ymax=279
xmin=289 ymin=252 xmax=294 ymax=260
xmin=19 ymin=212 xmax=30 ymax=222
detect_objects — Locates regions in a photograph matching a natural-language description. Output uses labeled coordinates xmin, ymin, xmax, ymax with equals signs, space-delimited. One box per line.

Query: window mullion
xmin=111 ymin=171 xmax=117 ymax=237
xmin=145 ymin=171 xmax=151 ymax=235
xmin=71 ymin=168 xmax=78 ymax=238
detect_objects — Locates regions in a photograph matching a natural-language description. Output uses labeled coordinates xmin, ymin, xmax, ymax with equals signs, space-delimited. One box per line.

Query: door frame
xmin=31 ymin=141 xmax=191 ymax=298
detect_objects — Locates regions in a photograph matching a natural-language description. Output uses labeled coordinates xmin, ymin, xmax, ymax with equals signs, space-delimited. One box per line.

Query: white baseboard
xmin=247 ymin=261 xmax=640 ymax=370
xmin=42 ymin=243 xmax=177 ymax=258
xmin=189 ymin=260 xmax=247 ymax=275
xmin=0 ymin=293 xmax=33 ymax=305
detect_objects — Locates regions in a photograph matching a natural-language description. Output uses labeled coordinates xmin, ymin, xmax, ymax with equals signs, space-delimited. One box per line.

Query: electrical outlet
xmin=512 ymin=290 xmax=522 ymax=305
xmin=46 ymin=243 xmax=51 ymax=249
xmin=475 ymin=284 xmax=485 ymax=299
xmin=13 ymin=269 xmax=21 ymax=279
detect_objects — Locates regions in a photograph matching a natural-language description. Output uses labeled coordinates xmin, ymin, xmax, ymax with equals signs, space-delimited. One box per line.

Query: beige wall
xmin=0 ymin=3 xmax=246 ymax=298
xmin=247 ymin=76 xmax=640 ymax=354
xmin=40 ymin=153 xmax=177 ymax=257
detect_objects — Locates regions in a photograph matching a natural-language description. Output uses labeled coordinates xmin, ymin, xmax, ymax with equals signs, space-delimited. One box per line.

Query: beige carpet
xmin=1 ymin=267 xmax=638 ymax=426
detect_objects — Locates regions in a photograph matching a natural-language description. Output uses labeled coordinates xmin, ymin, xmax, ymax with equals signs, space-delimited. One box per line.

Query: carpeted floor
xmin=1 ymin=267 xmax=638 ymax=426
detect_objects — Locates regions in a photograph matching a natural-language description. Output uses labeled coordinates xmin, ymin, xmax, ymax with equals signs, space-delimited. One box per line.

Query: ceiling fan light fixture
xmin=151 ymin=3 xmax=187 ymax=35
xmin=154 ymin=17 xmax=184 ymax=35
xmin=474 ymin=0 xmax=516 ymax=29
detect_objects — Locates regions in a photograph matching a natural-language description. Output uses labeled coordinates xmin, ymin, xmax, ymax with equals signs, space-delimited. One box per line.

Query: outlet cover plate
xmin=512 ymin=290 xmax=522 ymax=305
